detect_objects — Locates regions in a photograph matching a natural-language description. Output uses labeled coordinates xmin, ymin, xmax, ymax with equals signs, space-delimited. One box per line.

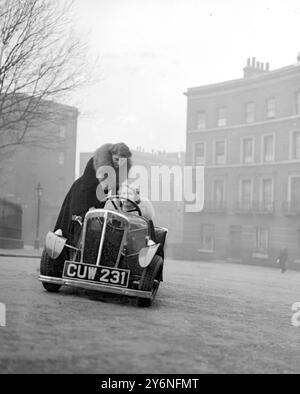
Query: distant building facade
xmin=184 ymin=55 xmax=300 ymax=268
xmin=80 ymin=149 xmax=185 ymax=255
xmin=0 ymin=102 xmax=78 ymax=247
xmin=0 ymin=198 xmax=23 ymax=249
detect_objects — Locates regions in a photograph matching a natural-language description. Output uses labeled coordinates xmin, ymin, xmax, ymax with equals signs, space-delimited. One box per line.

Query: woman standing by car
xmin=54 ymin=142 xmax=132 ymax=244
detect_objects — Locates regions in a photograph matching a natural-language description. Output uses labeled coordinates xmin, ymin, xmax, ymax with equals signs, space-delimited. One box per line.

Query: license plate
xmin=63 ymin=262 xmax=130 ymax=288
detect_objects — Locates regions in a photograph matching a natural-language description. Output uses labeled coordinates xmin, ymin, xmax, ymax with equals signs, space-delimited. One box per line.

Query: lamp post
xmin=34 ymin=182 xmax=43 ymax=250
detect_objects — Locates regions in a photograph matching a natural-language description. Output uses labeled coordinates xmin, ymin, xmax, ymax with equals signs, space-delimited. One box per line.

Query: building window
xmin=261 ymin=178 xmax=273 ymax=210
xmin=285 ymin=176 xmax=300 ymax=215
xmin=194 ymin=142 xmax=206 ymax=165
xmin=217 ymin=107 xmax=227 ymax=127
xmin=242 ymin=137 xmax=254 ymax=164
xmin=292 ymin=131 xmax=300 ymax=159
xmin=262 ymin=134 xmax=274 ymax=162
xmin=200 ymin=224 xmax=214 ymax=251
xmin=230 ymin=225 xmax=242 ymax=248
xmin=290 ymin=176 xmax=300 ymax=205
xmin=266 ymin=97 xmax=276 ymax=118
xmin=214 ymin=140 xmax=226 ymax=165
xmin=245 ymin=102 xmax=255 ymax=123
xmin=58 ymin=152 xmax=65 ymax=166
xmin=197 ymin=111 xmax=206 ymax=129
xmin=255 ymin=228 xmax=269 ymax=253
xmin=240 ymin=179 xmax=253 ymax=208
xmin=59 ymin=126 xmax=66 ymax=138
xmin=213 ymin=179 xmax=225 ymax=204
xmin=296 ymin=92 xmax=300 ymax=115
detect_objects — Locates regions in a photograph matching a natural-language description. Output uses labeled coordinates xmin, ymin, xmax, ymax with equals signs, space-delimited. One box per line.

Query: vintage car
xmin=39 ymin=196 xmax=168 ymax=307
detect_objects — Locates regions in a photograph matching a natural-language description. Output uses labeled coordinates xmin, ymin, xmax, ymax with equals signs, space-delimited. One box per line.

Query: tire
xmin=137 ymin=255 xmax=163 ymax=307
xmin=42 ymin=282 xmax=61 ymax=293
xmin=40 ymin=248 xmax=62 ymax=293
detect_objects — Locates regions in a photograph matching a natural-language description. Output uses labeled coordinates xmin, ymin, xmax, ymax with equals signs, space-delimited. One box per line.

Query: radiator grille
xmin=82 ymin=214 xmax=126 ymax=266
xmin=101 ymin=220 xmax=125 ymax=267
xmin=83 ymin=216 xmax=105 ymax=264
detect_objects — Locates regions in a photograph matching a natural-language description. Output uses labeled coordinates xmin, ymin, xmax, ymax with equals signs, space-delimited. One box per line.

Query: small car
xmin=39 ymin=196 xmax=168 ymax=307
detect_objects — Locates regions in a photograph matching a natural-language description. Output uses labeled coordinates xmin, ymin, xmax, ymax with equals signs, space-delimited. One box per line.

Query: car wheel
xmin=40 ymin=248 xmax=62 ymax=293
xmin=42 ymin=282 xmax=61 ymax=293
xmin=137 ymin=255 xmax=163 ymax=307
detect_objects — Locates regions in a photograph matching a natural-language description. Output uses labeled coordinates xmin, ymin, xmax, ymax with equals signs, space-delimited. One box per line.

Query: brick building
xmin=184 ymin=55 xmax=300 ymax=268
xmin=0 ymin=101 xmax=78 ymax=247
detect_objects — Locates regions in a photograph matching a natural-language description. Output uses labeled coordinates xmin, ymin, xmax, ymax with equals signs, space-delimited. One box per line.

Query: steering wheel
xmin=101 ymin=195 xmax=142 ymax=216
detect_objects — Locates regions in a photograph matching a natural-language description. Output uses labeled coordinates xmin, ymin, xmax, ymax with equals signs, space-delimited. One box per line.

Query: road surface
xmin=0 ymin=256 xmax=299 ymax=374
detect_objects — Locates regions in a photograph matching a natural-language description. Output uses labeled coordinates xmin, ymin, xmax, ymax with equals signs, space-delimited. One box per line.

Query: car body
xmin=39 ymin=202 xmax=168 ymax=307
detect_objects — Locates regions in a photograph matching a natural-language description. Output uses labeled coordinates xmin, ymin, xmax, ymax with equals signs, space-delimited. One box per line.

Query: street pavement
xmin=0 ymin=256 xmax=299 ymax=374
xmin=0 ymin=248 xmax=42 ymax=259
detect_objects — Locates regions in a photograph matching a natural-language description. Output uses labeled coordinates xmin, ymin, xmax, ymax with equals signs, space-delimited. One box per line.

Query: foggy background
xmin=69 ymin=0 xmax=300 ymax=162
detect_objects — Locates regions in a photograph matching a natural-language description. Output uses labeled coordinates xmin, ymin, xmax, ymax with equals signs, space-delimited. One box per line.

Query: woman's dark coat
xmin=54 ymin=157 xmax=103 ymax=243
xmin=53 ymin=143 xmax=131 ymax=244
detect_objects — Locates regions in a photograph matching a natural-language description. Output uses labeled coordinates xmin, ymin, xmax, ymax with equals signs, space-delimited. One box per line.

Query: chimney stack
xmin=243 ymin=57 xmax=270 ymax=78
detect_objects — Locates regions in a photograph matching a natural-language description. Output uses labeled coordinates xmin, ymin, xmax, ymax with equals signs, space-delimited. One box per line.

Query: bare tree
xmin=0 ymin=0 xmax=88 ymax=157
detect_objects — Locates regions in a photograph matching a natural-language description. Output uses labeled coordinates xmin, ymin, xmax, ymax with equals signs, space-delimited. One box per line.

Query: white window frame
xmin=245 ymin=101 xmax=255 ymax=123
xmin=58 ymin=152 xmax=65 ymax=166
xmin=260 ymin=177 xmax=274 ymax=209
xmin=196 ymin=111 xmax=206 ymax=130
xmin=213 ymin=139 xmax=227 ymax=165
xmin=266 ymin=97 xmax=276 ymax=119
xmin=261 ymin=133 xmax=275 ymax=163
xmin=217 ymin=107 xmax=228 ymax=127
xmin=289 ymin=130 xmax=300 ymax=160
xmin=194 ymin=142 xmax=206 ymax=166
xmin=200 ymin=224 xmax=215 ymax=252
xmin=212 ymin=178 xmax=226 ymax=204
xmin=288 ymin=174 xmax=300 ymax=202
xmin=241 ymin=136 xmax=255 ymax=164
xmin=255 ymin=227 xmax=270 ymax=253
xmin=296 ymin=91 xmax=300 ymax=115
xmin=59 ymin=125 xmax=66 ymax=138
xmin=239 ymin=178 xmax=254 ymax=205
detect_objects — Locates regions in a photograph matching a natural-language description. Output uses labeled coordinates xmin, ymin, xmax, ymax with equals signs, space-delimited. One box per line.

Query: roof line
xmin=185 ymin=63 xmax=300 ymax=95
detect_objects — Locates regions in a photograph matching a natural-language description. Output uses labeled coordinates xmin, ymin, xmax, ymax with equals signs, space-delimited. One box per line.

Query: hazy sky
xmin=70 ymin=0 xmax=300 ymax=154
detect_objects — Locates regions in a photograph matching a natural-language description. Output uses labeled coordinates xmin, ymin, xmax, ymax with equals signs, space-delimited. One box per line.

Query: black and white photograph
xmin=0 ymin=0 xmax=300 ymax=377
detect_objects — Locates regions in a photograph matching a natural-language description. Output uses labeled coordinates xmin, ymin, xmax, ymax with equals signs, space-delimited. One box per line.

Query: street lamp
xmin=34 ymin=182 xmax=43 ymax=250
